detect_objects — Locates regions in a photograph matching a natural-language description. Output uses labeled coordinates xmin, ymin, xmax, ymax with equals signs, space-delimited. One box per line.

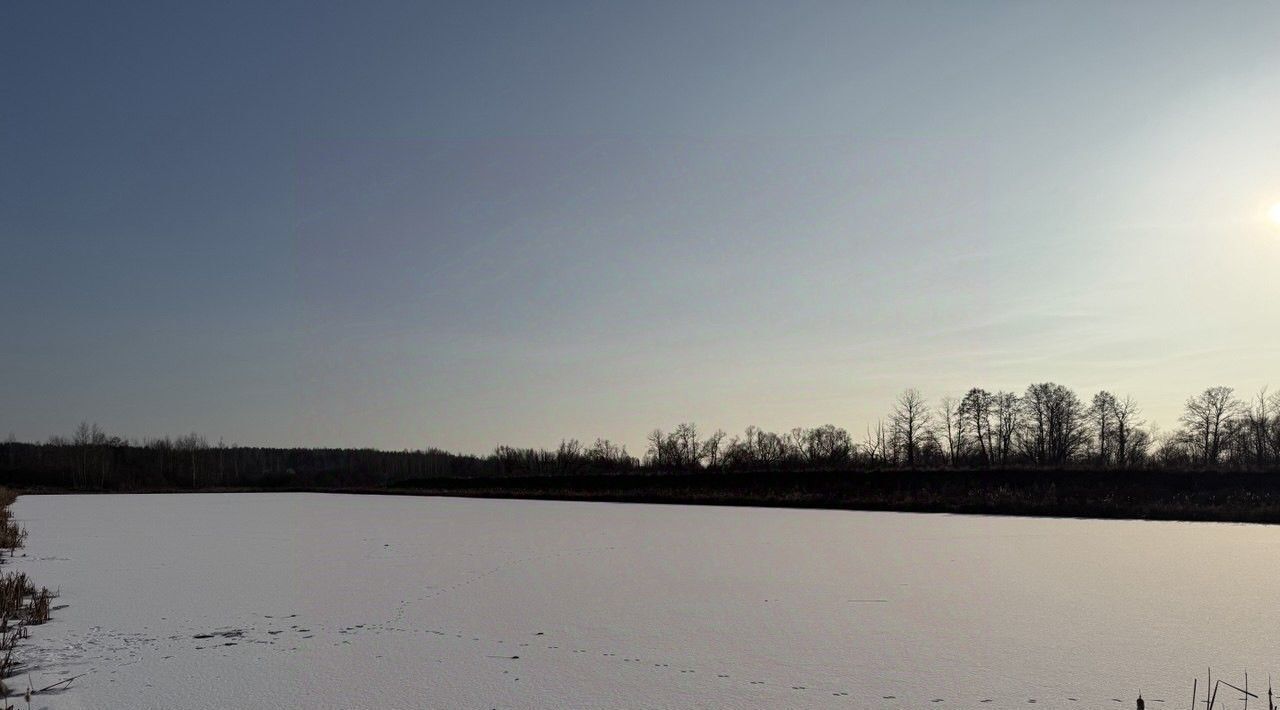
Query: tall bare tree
xmin=1020 ymin=383 xmax=1087 ymax=465
xmin=701 ymin=429 xmax=727 ymax=468
xmin=1245 ymin=388 xmax=1273 ymax=467
xmin=864 ymin=420 xmax=888 ymax=465
xmin=1090 ymin=391 xmax=1118 ymax=466
xmin=992 ymin=391 xmax=1021 ymax=465
xmin=1180 ymin=386 xmax=1241 ymax=466
xmin=1110 ymin=395 xmax=1144 ymax=467
xmin=936 ymin=396 xmax=967 ymax=465
xmin=960 ymin=388 xmax=993 ymax=465
xmin=891 ymin=389 xmax=931 ymax=468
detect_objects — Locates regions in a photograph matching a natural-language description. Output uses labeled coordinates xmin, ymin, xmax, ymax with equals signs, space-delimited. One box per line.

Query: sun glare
xmin=1269 ymin=201 xmax=1280 ymax=228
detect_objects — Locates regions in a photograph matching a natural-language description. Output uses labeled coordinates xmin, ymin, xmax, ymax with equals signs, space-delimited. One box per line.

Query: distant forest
xmin=3 ymin=384 xmax=1279 ymax=491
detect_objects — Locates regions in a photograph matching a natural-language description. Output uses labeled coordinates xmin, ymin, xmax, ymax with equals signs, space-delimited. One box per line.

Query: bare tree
xmin=960 ymin=388 xmax=993 ymax=465
xmin=1020 ymin=383 xmax=1088 ymax=465
xmin=863 ymin=420 xmax=889 ymax=465
xmin=70 ymin=421 xmax=111 ymax=488
xmin=992 ymin=391 xmax=1021 ymax=465
xmin=788 ymin=428 xmax=808 ymax=461
xmin=1244 ymin=388 xmax=1273 ymax=467
xmin=701 ymin=429 xmax=727 ymax=469
xmin=1180 ymin=387 xmax=1241 ymax=466
xmin=936 ymin=396 xmax=967 ymax=465
xmin=755 ymin=429 xmax=789 ymax=465
xmin=587 ymin=438 xmax=630 ymax=466
xmin=646 ymin=423 xmax=703 ymax=468
xmin=674 ymin=423 xmax=700 ymax=467
xmin=645 ymin=429 xmax=668 ymax=467
xmin=1090 ymin=391 xmax=1118 ymax=466
xmin=793 ymin=425 xmax=854 ymax=466
xmin=174 ymin=431 xmax=208 ymax=487
xmin=891 ymin=389 xmax=931 ymax=468
xmin=1110 ymin=395 xmax=1144 ymax=467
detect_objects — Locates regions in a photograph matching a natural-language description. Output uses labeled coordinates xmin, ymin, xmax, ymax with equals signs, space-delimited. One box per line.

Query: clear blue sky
xmin=4 ymin=1 xmax=1278 ymax=453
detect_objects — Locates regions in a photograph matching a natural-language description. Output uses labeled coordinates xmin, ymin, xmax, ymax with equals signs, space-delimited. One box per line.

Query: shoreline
xmin=15 ymin=466 xmax=1280 ymax=525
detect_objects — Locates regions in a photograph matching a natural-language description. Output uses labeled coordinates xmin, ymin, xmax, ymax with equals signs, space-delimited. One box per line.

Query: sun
xmin=1270 ymin=201 xmax=1280 ymax=228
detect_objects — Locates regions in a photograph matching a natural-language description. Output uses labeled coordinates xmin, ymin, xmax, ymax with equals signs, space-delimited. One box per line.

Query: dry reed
xmin=0 ymin=488 xmax=57 ymax=703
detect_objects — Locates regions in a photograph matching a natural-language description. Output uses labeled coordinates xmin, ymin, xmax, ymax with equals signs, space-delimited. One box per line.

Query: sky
xmin=3 ymin=1 xmax=1279 ymax=454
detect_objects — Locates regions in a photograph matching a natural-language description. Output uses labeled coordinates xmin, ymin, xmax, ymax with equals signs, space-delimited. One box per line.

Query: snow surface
xmin=9 ymin=493 xmax=1280 ymax=709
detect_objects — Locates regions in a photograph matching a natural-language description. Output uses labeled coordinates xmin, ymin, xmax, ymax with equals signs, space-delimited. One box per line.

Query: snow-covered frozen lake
xmin=9 ymin=493 xmax=1280 ymax=709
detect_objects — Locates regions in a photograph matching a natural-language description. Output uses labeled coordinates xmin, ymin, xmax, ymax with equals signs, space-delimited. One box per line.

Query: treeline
xmin=1 ymin=425 xmax=500 ymax=490
xmin=647 ymin=384 xmax=1280 ymax=470
xmin=2 ymin=383 xmax=1278 ymax=491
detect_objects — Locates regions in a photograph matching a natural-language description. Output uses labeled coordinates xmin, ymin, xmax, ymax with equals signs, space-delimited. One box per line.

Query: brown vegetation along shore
xmin=385 ymin=468 xmax=1280 ymax=524
xmin=0 ymin=488 xmax=57 ymax=701
xmin=13 ymin=467 xmax=1280 ymax=525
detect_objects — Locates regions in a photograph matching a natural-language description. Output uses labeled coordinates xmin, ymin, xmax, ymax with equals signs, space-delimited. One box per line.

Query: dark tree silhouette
xmin=960 ymin=388 xmax=994 ymax=465
xmin=1180 ymin=386 xmax=1241 ymax=466
xmin=891 ymin=389 xmax=931 ymax=468
xmin=1020 ymin=383 xmax=1087 ymax=465
xmin=936 ymin=396 xmax=967 ymax=466
xmin=2 ymin=382 xmax=1276 ymax=493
